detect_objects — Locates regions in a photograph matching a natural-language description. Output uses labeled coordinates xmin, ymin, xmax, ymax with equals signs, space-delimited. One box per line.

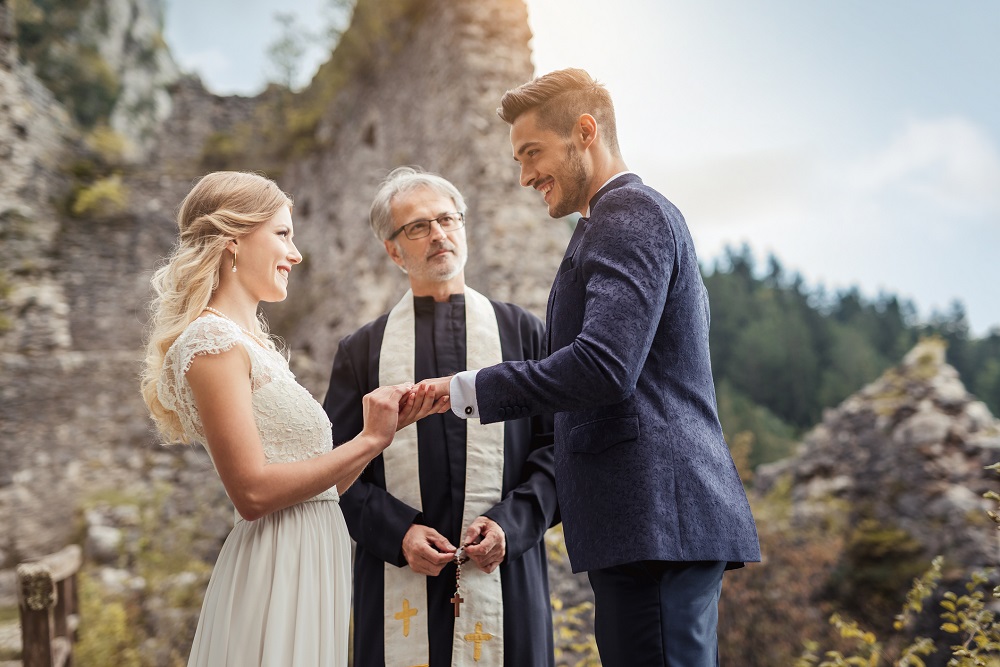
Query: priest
xmin=322 ymin=166 xmax=558 ymax=667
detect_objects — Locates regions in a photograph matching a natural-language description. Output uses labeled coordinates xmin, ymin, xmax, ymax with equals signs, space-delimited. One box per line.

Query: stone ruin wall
xmin=276 ymin=0 xmax=568 ymax=392
xmin=0 ymin=0 xmax=568 ymax=563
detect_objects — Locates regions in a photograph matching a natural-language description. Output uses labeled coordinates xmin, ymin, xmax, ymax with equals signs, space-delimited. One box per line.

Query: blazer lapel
xmin=545 ymin=216 xmax=588 ymax=355
xmin=543 ymin=174 xmax=641 ymax=354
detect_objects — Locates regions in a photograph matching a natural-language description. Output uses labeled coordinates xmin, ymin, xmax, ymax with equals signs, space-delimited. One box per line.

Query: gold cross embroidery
xmin=463 ymin=621 xmax=494 ymax=662
xmin=394 ymin=598 xmax=418 ymax=637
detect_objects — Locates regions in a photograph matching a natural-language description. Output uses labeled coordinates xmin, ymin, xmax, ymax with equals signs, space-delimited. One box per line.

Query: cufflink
xmin=465 ymin=406 xmax=473 ymax=415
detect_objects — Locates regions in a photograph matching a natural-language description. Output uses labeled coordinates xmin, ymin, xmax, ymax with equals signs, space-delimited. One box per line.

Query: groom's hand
xmin=463 ymin=516 xmax=505 ymax=574
xmin=395 ymin=383 xmax=448 ymax=431
xmin=402 ymin=524 xmax=456 ymax=576
xmin=417 ymin=376 xmax=452 ymax=402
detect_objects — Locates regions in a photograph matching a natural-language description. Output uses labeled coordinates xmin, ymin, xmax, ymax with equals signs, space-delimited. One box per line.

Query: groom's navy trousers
xmin=589 ymin=560 xmax=726 ymax=667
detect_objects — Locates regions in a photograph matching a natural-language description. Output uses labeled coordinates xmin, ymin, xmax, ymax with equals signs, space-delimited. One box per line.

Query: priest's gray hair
xmin=370 ymin=166 xmax=467 ymax=241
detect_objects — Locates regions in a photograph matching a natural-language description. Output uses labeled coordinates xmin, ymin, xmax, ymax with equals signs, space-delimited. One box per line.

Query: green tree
xmin=818 ymin=323 xmax=884 ymax=409
xmin=729 ymin=292 xmax=822 ymax=427
xmin=267 ymin=12 xmax=308 ymax=90
xmin=715 ymin=379 xmax=798 ymax=468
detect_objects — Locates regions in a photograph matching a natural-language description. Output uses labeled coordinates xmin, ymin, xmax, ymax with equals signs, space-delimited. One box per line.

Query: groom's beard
xmin=549 ymin=142 xmax=590 ymax=219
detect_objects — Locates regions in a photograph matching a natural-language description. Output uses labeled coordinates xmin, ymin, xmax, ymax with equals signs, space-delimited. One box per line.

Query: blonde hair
xmin=140 ymin=171 xmax=292 ymax=444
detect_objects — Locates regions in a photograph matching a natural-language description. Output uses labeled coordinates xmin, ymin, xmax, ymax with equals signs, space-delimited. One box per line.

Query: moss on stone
xmin=70 ymin=174 xmax=128 ymax=218
xmin=199 ymin=0 xmax=430 ymax=171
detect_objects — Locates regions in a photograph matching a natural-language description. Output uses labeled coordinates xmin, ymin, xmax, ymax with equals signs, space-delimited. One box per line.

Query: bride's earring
xmin=232 ymin=250 xmax=237 ymax=273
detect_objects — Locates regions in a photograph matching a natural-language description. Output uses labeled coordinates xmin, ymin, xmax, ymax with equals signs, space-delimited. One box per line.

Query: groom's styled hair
xmin=497 ymin=68 xmax=621 ymax=156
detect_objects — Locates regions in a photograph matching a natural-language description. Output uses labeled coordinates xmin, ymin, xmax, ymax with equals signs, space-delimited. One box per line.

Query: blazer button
xmin=464 ymin=406 xmax=473 ymax=416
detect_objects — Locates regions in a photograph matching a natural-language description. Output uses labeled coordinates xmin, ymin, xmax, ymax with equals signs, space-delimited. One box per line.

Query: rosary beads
xmin=451 ymin=543 xmax=471 ymax=617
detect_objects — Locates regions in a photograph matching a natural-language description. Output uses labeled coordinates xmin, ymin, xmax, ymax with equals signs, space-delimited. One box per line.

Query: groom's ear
xmin=576 ymin=114 xmax=598 ymax=150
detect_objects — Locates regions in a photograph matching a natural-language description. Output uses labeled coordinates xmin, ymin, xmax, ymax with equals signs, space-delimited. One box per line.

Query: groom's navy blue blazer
xmin=476 ymin=174 xmax=760 ymax=573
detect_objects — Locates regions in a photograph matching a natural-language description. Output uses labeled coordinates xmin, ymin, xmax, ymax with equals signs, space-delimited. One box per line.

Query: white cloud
xmin=646 ymin=116 xmax=1000 ymax=333
xmin=848 ymin=117 xmax=1000 ymax=218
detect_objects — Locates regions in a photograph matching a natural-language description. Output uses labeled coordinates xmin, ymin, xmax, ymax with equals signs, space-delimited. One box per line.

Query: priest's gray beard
xmin=395 ymin=240 xmax=468 ymax=283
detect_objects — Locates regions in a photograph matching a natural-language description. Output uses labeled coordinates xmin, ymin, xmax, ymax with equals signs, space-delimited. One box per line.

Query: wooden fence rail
xmin=16 ymin=545 xmax=81 ymax=667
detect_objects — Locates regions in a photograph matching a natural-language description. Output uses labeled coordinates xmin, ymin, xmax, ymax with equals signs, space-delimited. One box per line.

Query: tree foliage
xmin=13 ymin=0 xmax=122 ymax=128
xmin=704 ymin=245 xmax=1000 ymax=468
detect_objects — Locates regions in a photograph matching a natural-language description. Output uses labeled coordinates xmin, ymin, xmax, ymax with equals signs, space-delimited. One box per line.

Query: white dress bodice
xmin=158 ymin=314 xmax=338 ymax=503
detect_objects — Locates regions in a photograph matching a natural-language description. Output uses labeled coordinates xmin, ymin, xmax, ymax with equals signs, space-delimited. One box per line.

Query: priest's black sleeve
xmin=323 ymin=332 xmax=417 ymax=567
xmin=482 ymin=302 xmax=560 ymax=563
xmin=483 ymin=412 xmax=557 ymax=562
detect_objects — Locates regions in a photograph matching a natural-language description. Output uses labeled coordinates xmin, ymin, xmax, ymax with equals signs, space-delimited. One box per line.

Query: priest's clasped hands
xmin=402 ymin=516 xmax=507 ymax=576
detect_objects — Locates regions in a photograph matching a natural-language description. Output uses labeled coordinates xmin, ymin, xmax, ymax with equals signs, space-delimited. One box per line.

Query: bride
xmin=140 ymin=171 xmax=447 ymax=665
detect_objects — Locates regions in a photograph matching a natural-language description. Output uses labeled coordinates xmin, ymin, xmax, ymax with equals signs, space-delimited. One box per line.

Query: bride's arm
xmin=187 ymin=346 xmax=401 ymax=521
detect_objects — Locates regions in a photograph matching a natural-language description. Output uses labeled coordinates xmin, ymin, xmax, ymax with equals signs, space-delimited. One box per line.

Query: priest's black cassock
xmin=322 ymin=294 xmax=558 ymax=667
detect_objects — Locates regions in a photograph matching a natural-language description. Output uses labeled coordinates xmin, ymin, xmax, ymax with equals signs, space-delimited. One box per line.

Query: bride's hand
xmin=396 ymin=383 xmax=450 ymax=431
xmin=360 ymin=384 xmax=408 ymax=449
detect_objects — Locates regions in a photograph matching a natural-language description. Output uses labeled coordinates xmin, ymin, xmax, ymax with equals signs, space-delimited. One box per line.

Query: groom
xmin=421 ymin=68 xmax=760 ymax=666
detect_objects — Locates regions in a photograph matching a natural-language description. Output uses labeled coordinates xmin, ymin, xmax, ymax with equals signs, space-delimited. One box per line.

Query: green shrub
xmin=827 ymin=518 xmax=928 ymax=631
xmin=796 ymin=463 xmax=1000 ymax=666
xmin=70 ymin=174 xmax=127 ymax=218
xmin=74 ymin=574 xmax=142 ymax=667
xmin=14 ymin=0 xmax=121 ymax=129
xmin=545 ymin=525 xmax=600 ymax=666
xmin=84 ymin=125 xmax=129 ymax=167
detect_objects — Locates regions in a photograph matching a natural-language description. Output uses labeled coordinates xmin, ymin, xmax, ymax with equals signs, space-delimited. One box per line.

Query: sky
xmin=163 ymin=0 xmax=1000 ymax=334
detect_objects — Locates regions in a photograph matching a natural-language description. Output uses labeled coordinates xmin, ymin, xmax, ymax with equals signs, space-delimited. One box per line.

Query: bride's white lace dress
xmin=159 ymin=314 xmax=349 ymax=666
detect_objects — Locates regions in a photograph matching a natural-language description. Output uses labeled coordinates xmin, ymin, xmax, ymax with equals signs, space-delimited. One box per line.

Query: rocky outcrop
xmin=0 ymin=13 xmax=75 ymax=357
xmin=97 ymin=0 xmax=179 ymax=160
xmin=71 ymin=0 xmax=180 ymax=160
xmin=756 ymin=338 xmax=1000 ymax=567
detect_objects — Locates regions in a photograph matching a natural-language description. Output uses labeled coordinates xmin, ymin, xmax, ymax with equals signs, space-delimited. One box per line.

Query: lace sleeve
xmin=158 ymin=317 xmax=247 ymax=441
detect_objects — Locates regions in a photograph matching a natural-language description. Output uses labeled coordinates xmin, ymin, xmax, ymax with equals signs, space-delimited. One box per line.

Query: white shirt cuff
xmin=450 ymin=370 xmax=480 ymax=419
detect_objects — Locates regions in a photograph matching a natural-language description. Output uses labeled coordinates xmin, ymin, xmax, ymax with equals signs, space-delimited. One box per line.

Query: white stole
xmin=379 ymin=288 xmax=505 ymax=667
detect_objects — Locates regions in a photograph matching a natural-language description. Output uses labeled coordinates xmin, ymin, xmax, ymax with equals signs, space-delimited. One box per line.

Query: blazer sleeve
xmin=476 ymin=190 xmax=676 ymax=422
xmin=323 ymin=336 xmax=418 ymax=567
xmin=481 ymin=311 xmax=559 ymax=562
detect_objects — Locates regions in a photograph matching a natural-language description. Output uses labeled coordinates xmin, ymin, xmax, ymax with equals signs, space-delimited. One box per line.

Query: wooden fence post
xmin=16 ymin=545 xmax=82 ymax=667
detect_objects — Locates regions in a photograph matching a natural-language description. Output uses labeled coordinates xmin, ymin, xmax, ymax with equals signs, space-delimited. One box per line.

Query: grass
xmin=0 ymin=605 xmax=19 ymax=623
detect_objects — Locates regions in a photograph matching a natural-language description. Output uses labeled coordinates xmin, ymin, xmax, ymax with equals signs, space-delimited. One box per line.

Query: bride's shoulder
xmin=166 ymin=315 xmax=244 ymax=372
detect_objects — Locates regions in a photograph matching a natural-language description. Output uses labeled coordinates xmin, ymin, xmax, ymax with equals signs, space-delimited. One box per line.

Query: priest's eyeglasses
xmin=388 ymin=212 xmax=465 ymax=241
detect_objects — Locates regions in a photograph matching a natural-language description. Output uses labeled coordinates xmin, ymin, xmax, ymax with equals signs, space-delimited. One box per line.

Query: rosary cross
xmin=451 ymin=543 xmax=470 ymax=617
